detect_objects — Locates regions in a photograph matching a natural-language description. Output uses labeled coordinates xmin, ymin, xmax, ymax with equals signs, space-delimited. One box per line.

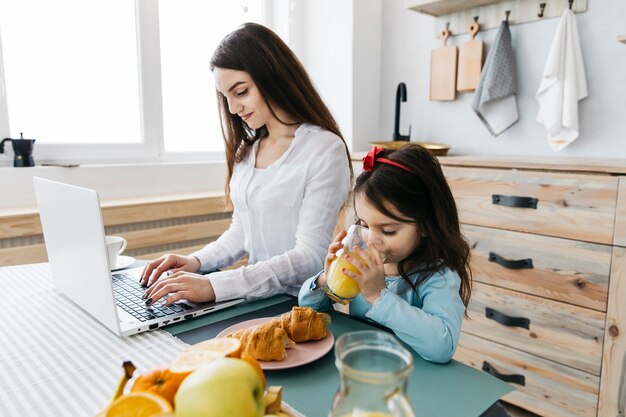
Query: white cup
xmin=105 ymin=235 xmax=127 ymax=269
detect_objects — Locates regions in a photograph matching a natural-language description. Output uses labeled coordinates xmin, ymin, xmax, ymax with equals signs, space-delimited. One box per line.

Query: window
xmin=0 ymin=0 xmax=264 ymax=163
xmin=159 ymin=1 xmax=262 ymax=153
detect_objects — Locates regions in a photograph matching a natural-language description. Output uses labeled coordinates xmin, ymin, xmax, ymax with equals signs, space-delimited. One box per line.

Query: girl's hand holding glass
xmin=342 ymin=244 xmax=387 ymax=305
xmin=323 ymin=224 xmax=389 ymax=305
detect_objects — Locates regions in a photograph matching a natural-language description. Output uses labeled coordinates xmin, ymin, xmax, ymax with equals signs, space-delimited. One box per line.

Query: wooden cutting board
xmin=457 ymin=21 xmax=484 ymax=93
xmin=429 ymin=28 xmax=457 ymax=101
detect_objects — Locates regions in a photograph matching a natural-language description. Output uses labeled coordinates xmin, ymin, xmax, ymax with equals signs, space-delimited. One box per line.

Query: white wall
xmin=289 ymin=0 xmax=354 ymax=148
xmin=290 ymin=0 xmax=383 ymax=153
xmin=378 ymin=0 xmax=626 ymax=158
xmin=353 ymin=0 xmax=382 ymax=152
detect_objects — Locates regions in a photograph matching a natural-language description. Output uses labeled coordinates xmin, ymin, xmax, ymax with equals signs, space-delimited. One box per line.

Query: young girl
xmin=299 ymin=145 xmax=472 ymax=363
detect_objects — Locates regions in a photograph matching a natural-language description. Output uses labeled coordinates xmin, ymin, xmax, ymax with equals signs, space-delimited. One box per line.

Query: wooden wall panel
xmin=0 ymin=194 xmax=228 ymax=239
xmin=0 ymin=194 xmax=231 ymax=266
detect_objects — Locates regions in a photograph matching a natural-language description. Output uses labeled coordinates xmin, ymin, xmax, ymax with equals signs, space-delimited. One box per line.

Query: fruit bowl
xmin=369 ymin=141 xmax=451 ymax=156
xmin=96 ymin=340 xmax=301 ymax=417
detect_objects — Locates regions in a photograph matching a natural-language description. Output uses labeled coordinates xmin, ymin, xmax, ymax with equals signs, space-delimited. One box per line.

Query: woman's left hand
xmin=343 ymin=246 xmax=386 ymax=305
xmin=143 ymin=271 xmax=216 ymax=306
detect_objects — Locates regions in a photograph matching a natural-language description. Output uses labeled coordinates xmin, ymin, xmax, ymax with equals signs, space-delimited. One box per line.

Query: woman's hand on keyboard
xmin=140 ymin=254 xmax=201 ymax=288
xmin=143 ymin=271 xmax=216 ymax=306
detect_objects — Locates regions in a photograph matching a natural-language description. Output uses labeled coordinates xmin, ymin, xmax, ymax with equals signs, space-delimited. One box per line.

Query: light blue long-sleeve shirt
xmin=298 ymin=267 xmax=466 ymax=363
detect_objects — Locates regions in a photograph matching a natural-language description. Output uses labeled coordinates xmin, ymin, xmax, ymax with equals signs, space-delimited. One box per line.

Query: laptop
xmin=33 ymin=177 xmax=244 ymax=337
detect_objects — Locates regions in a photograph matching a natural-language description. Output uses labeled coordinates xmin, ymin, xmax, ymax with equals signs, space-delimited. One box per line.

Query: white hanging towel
xmin=536 ymin=8 xmax=588 ymax=152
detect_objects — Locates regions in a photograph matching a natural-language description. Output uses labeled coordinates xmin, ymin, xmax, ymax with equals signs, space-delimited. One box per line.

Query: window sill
xmin=0 ymin=159 xmax=228 ymax=211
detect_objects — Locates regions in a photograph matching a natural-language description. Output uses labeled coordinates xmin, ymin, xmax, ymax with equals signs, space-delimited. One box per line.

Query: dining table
xmin=0 ymin=262 xmax=512 ymax=417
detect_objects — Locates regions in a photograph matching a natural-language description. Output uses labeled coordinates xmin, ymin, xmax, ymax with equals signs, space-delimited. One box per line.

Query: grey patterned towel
xmin=472 ymin=21 xmax=518 ymax=137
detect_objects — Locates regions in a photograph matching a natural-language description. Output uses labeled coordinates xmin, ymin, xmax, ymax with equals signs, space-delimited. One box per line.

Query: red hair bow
xmin=362 ymin=146 xmax=385 ymax=172
xmin=362 ymin=146 xmax=413 ymax=174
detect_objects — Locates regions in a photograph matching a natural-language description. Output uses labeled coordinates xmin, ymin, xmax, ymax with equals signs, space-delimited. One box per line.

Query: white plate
xmin=111 ymin=255 xmax=136 ymax=271
xmin=216 ymin=317 xmax=334 ymax=370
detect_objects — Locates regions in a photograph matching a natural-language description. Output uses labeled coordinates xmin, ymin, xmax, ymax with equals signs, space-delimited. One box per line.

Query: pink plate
xmin=216 ymin=317 xmax=334 ymax=370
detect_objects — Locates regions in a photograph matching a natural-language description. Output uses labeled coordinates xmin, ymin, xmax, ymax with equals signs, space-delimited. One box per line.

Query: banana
xmin=113 ymin=361 xmax=136 ymax=400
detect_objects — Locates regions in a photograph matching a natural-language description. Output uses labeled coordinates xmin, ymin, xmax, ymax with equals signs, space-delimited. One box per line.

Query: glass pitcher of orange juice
xmin=329 ymin=331 xmax=415 ymax=417
xmin=324 ymin=225 xmax=389 ymax=305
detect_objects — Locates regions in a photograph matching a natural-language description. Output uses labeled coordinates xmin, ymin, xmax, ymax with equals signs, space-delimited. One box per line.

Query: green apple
xmin=175 ymin=358 xmax=264 ymax=417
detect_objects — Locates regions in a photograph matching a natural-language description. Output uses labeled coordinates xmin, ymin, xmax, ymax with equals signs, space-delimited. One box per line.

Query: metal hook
xmin=445 ymin=22 xmax=450 ymax=31
xmin=538 ymin=3 xmax=546 ymax=18
xmin=473 ymin=16 xmax=479 ymax=23
xmin=569 ymin=0 xmax=574 ymax=9
xmin=505 ymin=10 xmax=510 ymax=22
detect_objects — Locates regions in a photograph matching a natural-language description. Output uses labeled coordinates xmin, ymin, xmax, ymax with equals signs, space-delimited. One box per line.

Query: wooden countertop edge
xmin=351 ymin=152 xmax=626 ymax=174
xmin=437 ymin=155 xmax=626 ymax=174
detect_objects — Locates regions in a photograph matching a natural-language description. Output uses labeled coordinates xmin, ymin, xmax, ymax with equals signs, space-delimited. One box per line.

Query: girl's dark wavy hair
xmin=354 ymin=145 xmax=472 ymax=307
xmin=210 ymin=22 xmax=352 ymax=199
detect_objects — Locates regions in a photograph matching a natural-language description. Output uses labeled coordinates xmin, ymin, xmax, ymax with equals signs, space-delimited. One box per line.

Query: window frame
xmin=0 ymin=0 xmax=271 ymax=164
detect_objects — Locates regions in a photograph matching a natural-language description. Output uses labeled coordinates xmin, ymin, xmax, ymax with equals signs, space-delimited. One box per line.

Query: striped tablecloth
xmin=0 ymin=263 xmax=189 ymax=417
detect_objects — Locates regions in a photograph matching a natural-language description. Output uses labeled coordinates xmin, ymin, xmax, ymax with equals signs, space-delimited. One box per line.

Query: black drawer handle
xmin=486 ymin=307 xmax=530 ymax=329
xmin=489 ymin=252 xmax=534 ymax=270
xmin=482 ymin=361 xmax=526 ymax=386
xmin=492 ymin=194 xmax=538 ymax=209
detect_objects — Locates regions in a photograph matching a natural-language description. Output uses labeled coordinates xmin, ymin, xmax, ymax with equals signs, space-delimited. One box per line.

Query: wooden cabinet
xmin=439 ymin=156 xmax=626 ymax=417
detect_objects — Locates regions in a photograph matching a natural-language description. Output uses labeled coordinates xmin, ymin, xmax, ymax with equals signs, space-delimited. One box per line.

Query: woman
xmin=141 ymin=22 xmax=352 ymax=306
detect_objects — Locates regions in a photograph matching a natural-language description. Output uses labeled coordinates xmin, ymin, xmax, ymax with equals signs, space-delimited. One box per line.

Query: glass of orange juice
xmin=323 ymin=225 xmax=389 ymax=305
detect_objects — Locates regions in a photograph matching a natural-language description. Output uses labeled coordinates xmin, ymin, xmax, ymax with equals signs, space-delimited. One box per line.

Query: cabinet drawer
xmin=464 ymin=282 xmax=605 ymax=375
xmin=455 ymin=332 xmax=600 ymax=417
xmin=463 ymin=224 xmax=611 ymax=311
xmin=444 ymin=167 xmax=618 ymax=244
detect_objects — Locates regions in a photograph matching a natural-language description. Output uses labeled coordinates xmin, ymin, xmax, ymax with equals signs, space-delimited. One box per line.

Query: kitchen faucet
xmin=393 ymin=82 xmax=411 ymax=141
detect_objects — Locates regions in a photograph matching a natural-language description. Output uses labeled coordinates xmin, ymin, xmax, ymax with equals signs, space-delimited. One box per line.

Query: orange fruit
xmin=170 ymin=337 xmax=242 ymax=373
xmin=131 ymin=368 xmax=190 ymax=406
xmin=241 ymin=352 xmax=266 ymax=391
xmin=105 ymin=391 xmax=172 ymax=417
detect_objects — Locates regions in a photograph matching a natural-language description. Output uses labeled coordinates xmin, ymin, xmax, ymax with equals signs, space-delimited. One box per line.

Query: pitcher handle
xmin=386 ymin=388 xmax=415 ymax=417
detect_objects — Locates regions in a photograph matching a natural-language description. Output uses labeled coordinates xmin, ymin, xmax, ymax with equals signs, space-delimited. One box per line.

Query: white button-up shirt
xmin=191 ymin=124 xmax=352 ymax=301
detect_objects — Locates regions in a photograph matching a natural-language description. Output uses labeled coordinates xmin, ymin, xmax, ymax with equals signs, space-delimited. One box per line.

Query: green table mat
xmin=163 ymin=295 xmax=291 ymax=335
xmin=266 ymin=313 xmax=513 ymax=417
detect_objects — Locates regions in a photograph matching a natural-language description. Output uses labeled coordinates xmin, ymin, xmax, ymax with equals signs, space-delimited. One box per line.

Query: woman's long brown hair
xmin=210 ymin=22 xmax=352 ymax=198
xmin=354 ymin=145 xmax=472 ymax=308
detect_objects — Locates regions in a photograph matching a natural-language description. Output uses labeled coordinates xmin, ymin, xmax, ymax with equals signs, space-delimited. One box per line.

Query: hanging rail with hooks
xmin=405 ymin=0 xmax=588 ymax=37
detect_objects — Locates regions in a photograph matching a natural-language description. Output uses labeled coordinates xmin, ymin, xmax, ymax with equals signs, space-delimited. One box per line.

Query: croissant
xmin=229 ymin=322 xmax=295 ymax=361
xmin=271 ymin=306 xmax=331 ymax=342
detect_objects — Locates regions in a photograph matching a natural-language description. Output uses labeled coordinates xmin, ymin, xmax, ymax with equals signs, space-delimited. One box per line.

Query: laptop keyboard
xmin=112 ymin=272 xmax=193 ymax=322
